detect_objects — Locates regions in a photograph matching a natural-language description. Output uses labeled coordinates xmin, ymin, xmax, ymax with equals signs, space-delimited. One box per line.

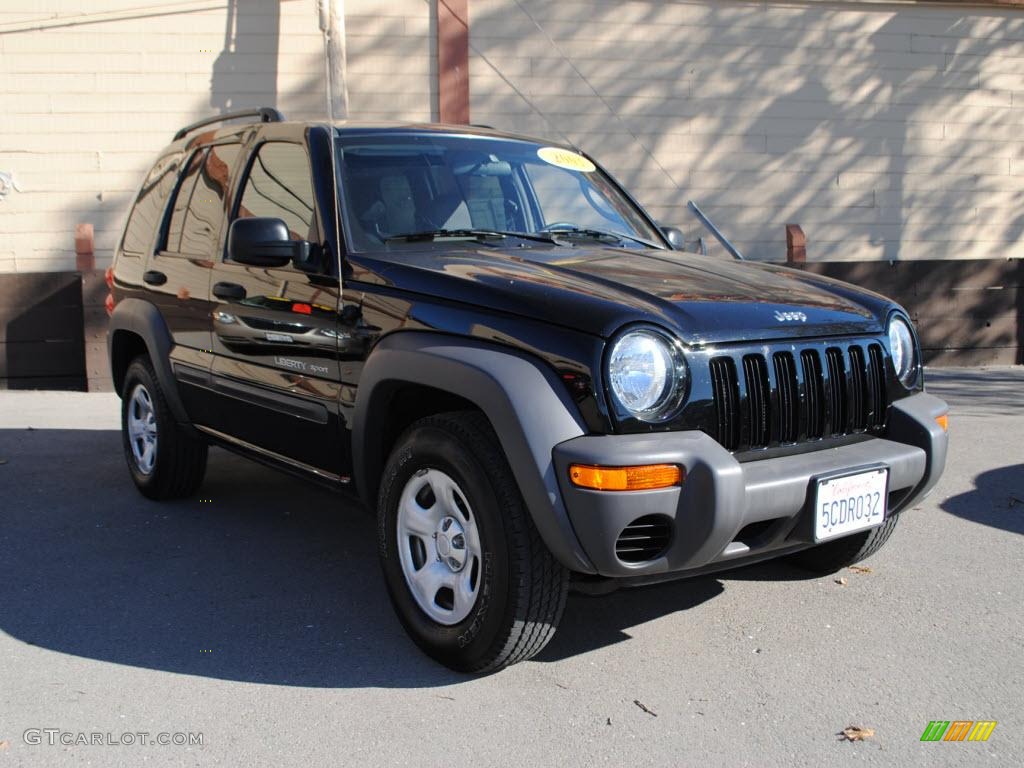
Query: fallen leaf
xmin=839 ymin=726 xmax=875 ymax=742
xmin=606 ymin=717 xmax=611 ymax=726
xmin=848 ymin=565 xmax=873 ymax=574
xmin=634 ymin=699 xmax=657 ymax=717
xmin=835 ymin=577 xmax=848 ymax=586
xmin=0 ymin=740 xmax=8 ymax=750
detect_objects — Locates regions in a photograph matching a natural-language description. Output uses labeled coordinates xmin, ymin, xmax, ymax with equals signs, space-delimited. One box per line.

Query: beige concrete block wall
xmin=5 ymin=0 xmax=1022 ymax=271
xmin=469 ymin=0 xmax=1024 ymax=262
xmin=0 ymin=0 xmax=435 ymax=274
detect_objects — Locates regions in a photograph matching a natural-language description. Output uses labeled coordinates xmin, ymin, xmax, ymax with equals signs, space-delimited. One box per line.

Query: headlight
xmin=607 ymin=328 xmax=687 ymax=420
xmin=888 ymin=315 xmax=918 ymax=388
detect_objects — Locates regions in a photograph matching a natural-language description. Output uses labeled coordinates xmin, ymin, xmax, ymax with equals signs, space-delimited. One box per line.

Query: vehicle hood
xmin=352 ymin=245 xmax=893 ymax=344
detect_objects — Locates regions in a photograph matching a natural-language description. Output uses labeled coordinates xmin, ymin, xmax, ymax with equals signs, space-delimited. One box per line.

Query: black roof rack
xmin=173 ymin=107 xmax=285 ymax=141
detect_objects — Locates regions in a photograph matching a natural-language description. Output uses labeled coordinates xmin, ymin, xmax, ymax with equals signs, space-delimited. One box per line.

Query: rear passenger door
xmin=148 ymin=143 xmax=241 ymax=417
xmin=148 ymin=143 xmax=242 ymax=352
xmin=116 ymin=151 xmax=183 ymax=293
xmin=205 ymin=140 xmax=345 ymax=476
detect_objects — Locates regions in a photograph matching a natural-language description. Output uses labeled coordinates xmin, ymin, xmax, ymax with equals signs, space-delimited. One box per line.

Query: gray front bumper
xmin=553 ymin=392 xmax=948 ymax=577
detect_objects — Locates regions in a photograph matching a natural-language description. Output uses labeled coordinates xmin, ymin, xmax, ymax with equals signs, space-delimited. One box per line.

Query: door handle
xmin=212 ymin=281 xmax=246 ymax=300
xmin=142 ymin=270 xmax=167 ymax=286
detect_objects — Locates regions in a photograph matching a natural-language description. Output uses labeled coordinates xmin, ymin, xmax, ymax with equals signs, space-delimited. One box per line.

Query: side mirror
xmin=660 ymin=225 xmax=685 ymax=250
xmin=227 ymin=217 xmax=317 ymax=270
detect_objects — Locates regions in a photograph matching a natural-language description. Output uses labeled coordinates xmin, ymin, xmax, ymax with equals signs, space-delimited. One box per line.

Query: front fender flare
xmin=353 ymin=332 xmax=597 ymax=573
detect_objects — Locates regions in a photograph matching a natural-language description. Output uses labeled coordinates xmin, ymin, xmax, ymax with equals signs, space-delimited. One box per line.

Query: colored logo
xmin=920 ymin=721 xmax=997 ymax=742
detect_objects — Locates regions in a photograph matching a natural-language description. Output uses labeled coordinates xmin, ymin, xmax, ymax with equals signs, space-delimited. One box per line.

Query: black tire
xmin=377 ymin=411 xmax=569 ymax=673
xmin=121 ymin=355 xmax=207 ymax=500
xmin=788 ymin=513 xmax=901 ymax=573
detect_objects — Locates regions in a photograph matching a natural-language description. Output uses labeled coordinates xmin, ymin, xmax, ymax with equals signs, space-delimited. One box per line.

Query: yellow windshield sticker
xmin=537 ymin=146 xmax=596 ymax=173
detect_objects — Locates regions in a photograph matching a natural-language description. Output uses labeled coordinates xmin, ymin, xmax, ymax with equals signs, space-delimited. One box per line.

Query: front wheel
xmin=377 ymin=411 xmax=568 ymax=673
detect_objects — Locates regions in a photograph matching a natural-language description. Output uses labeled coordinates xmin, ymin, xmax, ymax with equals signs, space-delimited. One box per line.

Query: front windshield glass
xmin=335 ymin=133 xmax=664 ymax=252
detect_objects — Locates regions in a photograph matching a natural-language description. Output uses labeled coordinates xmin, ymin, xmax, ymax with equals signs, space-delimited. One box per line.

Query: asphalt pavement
xmin=0 ymin=367 xmax=1021 ymax=767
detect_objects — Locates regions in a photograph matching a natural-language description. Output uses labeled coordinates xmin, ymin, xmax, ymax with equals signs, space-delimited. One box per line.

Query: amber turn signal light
xmin=569 ymin=463 xmax=683 ymax=491
xmin=935 ymin=414 xmax=949 ymax=432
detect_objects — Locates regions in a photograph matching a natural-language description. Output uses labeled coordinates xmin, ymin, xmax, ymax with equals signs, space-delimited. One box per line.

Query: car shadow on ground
xmin=537 ymin=577 xmax=725 ymax=662
xmin=539 ymin=556 xmax=827 ymax=660
xmin=1 ymin=427 xmax=807 ymax=686
xmin=940 ymin=464 xmax=1024 ymax=536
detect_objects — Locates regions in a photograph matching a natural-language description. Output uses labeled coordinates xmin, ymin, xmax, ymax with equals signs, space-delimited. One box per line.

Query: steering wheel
xmin=539 ymin=221 xmax=578 ymax=232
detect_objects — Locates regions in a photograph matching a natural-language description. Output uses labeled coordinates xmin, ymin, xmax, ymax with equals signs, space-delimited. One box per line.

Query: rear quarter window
xmin=120 ymin=152 xmax=182 ymax=256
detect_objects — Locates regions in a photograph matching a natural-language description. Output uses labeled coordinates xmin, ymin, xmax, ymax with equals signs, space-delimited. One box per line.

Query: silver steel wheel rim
xmin=396 ymin=468 xmax=482 ymax=626
xmin=127 ymin=383 xmax=158 ymax=475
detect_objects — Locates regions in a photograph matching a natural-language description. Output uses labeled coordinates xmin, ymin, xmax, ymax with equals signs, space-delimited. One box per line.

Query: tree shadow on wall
xmin=210 ymin=0 xmax=280 ymax=113
xmin=468 ymin=2 xmax=1024 ymax=363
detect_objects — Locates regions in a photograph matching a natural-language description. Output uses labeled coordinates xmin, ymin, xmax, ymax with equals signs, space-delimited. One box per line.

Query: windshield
xmin=335 ymin=133 xmax=665 ymax=252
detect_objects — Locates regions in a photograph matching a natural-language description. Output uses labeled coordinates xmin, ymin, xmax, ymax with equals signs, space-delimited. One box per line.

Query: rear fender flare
xmin=107 ymin=298 xmax=190 ymax=424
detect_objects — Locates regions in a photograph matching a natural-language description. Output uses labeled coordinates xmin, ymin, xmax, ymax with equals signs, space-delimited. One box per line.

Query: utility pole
xmin=318 ymin=0 xmax=349 ymax=121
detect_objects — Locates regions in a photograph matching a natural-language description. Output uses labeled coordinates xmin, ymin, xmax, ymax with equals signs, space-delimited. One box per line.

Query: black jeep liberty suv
xmin=107 ymin=109 xmax=948 ymax=672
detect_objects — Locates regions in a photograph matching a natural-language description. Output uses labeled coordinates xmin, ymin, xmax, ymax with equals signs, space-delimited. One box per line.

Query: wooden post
xmin=74 ymin=222 xmax=94 ymax=271
xmin=786 ymin=224 xmax=806 ymax=264
xmin=437 ymin=0 xmax=470 ymax=124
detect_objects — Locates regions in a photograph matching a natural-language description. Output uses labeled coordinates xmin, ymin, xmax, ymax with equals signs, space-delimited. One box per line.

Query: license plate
xmin=814 ymin=468 xmax=888 ymax=542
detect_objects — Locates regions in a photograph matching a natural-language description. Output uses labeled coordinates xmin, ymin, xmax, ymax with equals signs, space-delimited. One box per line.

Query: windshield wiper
xmin=542 ymin=227 xmax=660 ymax=249
xmin=384 ymin=229 xmax=560 ymax=244
xmin=385 ymin=228 xmax=505 ymax=242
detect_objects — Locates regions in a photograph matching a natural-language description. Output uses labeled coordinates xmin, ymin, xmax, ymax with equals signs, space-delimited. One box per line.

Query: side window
xmin=180 ymin=144 xmax=241 ymax=257
xmin=236 ymin=142 xmax=317 ymax=243
xmin=164 ymin=150 xmax=205 ymax=253
xmin=121 ymin=153 xmax=181 ymax=255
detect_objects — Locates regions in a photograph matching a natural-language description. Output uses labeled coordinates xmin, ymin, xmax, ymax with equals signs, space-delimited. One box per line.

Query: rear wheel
xmin=377 ymin=411 xmax=568 ymax=673
xmin=121 ymin=356 xmax=207 ymax=500
xmin=788 ymin=513 xmax=901 ymax=573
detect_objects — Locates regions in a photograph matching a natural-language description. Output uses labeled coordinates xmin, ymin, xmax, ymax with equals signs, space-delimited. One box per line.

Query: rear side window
xmin=121 ymin=153 xmax=181 ymax=255
xmin=236 ymin=142 xmax=317 ymax=242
